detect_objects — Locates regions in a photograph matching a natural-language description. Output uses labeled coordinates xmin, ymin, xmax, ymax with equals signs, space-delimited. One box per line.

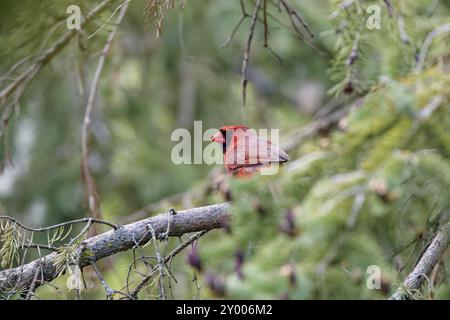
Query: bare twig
xmin=25 ymin=258 xmax=43 ymax=300
xmin=81 ymin=1 xmax=129 ymax=222
xmin=146 ymin=223 xmax=166 ymax=300
xmin=0 ymin=55 xmax=38 ymax=89
xmin=223 ymin=0 xmax=284 ymax=71
xmin=90 ymin=259 xmax=133 ymax=299
xmin=129 ymin=230 xmax=208 ymax=299
xmin=241 ymin=0 xmax=262 ymax=108
xmin=262 ymin=0 xmax=283 ymax=65
xmin=24 ymin=245 xmax=44 ymax=300
xmin=0 ymin=215 xmax=118 ymax=232
xmin=88 ymin=0 xmax=132 ymax=39
xmin=263 ymin=0 xmax=269 ymax=47
xmin=221 ymin=0 xmax=250 ymax=48
xmin=21 ymin=244 xmax=59 ymax=252
xmin=279 ymin=0 xmax=314 ymax=39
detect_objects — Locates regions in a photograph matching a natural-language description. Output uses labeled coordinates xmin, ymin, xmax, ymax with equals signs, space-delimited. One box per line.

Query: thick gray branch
xmin=0 ymin=203 xmax=230 ymax=293
xmin=390 ymin=221 xmax=450 ymax=299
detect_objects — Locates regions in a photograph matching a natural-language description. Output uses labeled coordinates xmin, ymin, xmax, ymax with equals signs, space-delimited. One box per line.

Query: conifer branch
xmin=0 ymin=203 xmax=230 ymax=295
xmin=241 ymin=0 xmax=262 ymax=109
xmin=81 ymin=1 xmax=129 ymax=223
xmin=390 ymin=221 xmax=450 ymax=300
xmin=0 ymin=0 xmax=115 ymax=109
xmin=0 ymin=0 xmax=117 ymax=145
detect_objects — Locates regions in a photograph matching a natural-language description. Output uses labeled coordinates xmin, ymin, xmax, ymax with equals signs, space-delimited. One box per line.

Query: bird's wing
xmin=225 ymin=129 xmax=289 ymax=169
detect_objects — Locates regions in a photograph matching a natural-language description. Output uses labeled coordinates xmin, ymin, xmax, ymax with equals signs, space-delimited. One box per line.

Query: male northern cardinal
xmin=211 ymin=125 xmax=290 ymax=176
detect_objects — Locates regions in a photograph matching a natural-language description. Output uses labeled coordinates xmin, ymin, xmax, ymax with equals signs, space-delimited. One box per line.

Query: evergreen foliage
xmin=0 ymin=0 xmax=449 ymax=299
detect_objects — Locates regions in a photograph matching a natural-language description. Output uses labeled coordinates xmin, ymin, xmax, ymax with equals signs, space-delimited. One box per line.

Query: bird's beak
xmin=211 ymin=131 xmax=225 ymax=144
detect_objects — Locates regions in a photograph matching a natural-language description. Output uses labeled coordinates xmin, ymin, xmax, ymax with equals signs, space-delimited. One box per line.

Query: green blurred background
xmin=0 ymin=0 xmax=449 ymax=299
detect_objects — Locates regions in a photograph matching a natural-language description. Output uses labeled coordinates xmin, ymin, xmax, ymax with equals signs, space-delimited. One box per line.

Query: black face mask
xmin=220 ymin=129 xmax=234 ymax=154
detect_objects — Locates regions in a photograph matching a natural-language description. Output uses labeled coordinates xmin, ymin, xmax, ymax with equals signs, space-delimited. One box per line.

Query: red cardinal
xmin=211 ymin=125 xmax=290 ymax=177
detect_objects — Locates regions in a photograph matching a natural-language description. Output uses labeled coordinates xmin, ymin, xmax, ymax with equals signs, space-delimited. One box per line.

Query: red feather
xmin=211 ymin=125 xmax=290 ymax=176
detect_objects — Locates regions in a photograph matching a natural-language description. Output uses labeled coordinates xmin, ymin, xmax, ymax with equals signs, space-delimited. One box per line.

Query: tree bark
xmin=390 ymin=221 xmax=450 ymax=299
xmin=0 ymin=203 xmax=230 ymax=294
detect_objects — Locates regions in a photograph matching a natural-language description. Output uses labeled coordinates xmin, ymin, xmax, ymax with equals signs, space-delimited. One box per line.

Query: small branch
xmin=81 ymin=1 xmax=129 ymax=221
xmin=88 ymin=0 xmax=132 ymax=39
xmin=0 ymin=0 xmax=114 ymax=109
xmin=90 ymin=259 xmax=132 ymax=299
xmin=221 ymin=0 xmax=250 ymax=48
xmin=415 ymin=22 xmax=450 ymax=73
xmin=147 ymin=223 xmax=166 ymax=300
xmin=25 ymin=258 xmax=43 ymax=300
xmin=263 ymin=0 xmax=269 ymax=47
xmin=21 ymin=244 xmax=60 ymax=252
xmin=166 ymin=230 xmax=209 ymax=262
xmin=129 ymin=230 xmax=209 ymax=299
xmin=0 ymin=55 xmax=38 ymax=89
xmin=90 ymin=260 xmax=112 ymax=297
xmin=279 ymin=0 xmax=314 ymax=39
xmin=346 ymin=33 xmax=360 ymax=66
xmin=0 ymin=216 xmax=118 ymax=232
xmin=262 ymin=0 xmax=283 ymax=65
xmin=390 ymin=221 xmax=450 ymax=300
xmin=222 ymin=0 xmax=284 ymax=63
xmin=241 ymin=0 xmax=262 ymax=108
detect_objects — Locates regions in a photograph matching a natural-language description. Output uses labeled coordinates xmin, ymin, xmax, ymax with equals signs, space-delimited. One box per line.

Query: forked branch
xmin=0 ymin=203 xmax=230 ymax=294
